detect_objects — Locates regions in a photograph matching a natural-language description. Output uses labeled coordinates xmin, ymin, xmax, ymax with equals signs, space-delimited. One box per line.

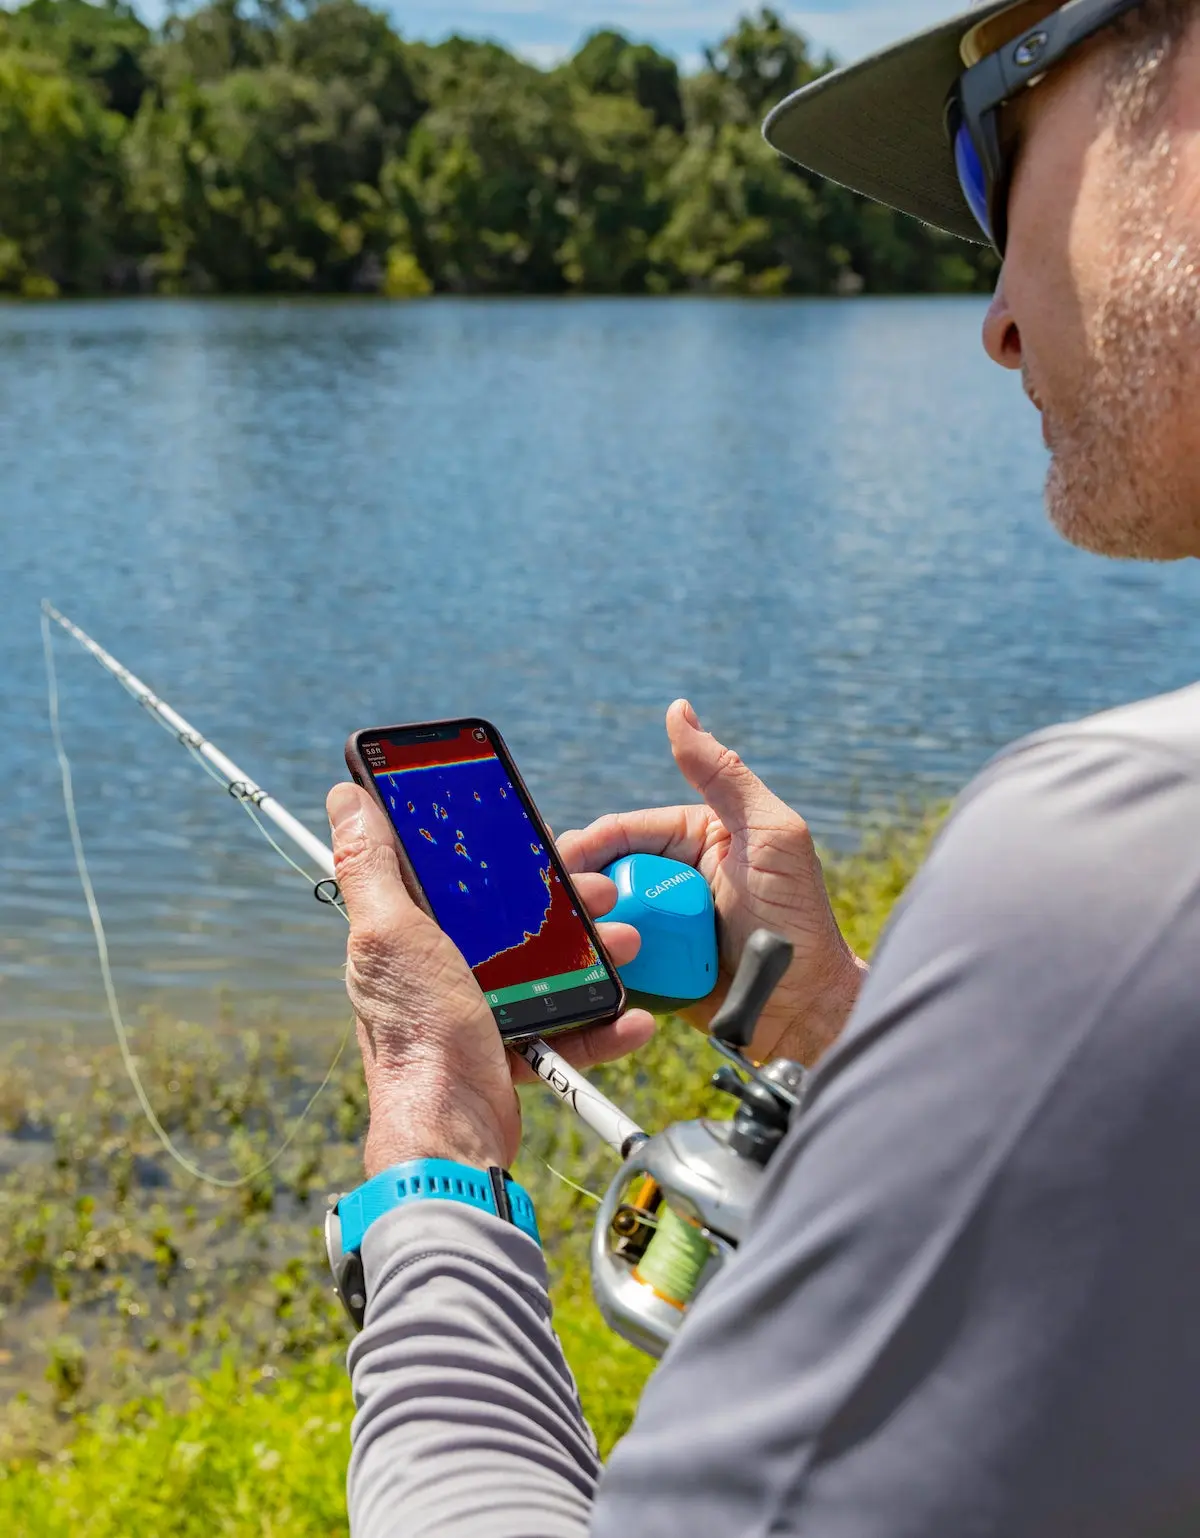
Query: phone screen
xmin=357 ymin=722 xmax=622 ymax=1036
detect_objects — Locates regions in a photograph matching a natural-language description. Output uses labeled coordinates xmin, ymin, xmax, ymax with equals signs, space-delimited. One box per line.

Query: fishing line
xmin=42 ymin=612 xmax=600 ymax=1207
xmin=41 ymin=609 xmax=351 ymax=1190
xmin=100 ymin=637 xmax=346 ymax=911
xmin=520 ymin=1141 xmax=604 ymax=1205
xmin=40 ymin=600 xmax=646 ymax=1191
xmin=188 ymin=739 xmax=340 ymax=905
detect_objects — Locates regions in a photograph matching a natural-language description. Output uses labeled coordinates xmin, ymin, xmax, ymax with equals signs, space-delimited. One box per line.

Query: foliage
xmin=0 ymin=1360 xmax=353 ymax=1535
xmin=701 ymin=4 xmax=828 ymax=121
xmin=0 ymin=1304 xmax=650 ymax=1536
xmin=0 ymin=0 xmax=150 ymax=115
xmin=0 ymin=0 xmax=1000 ymax=297
xmin=570 ymin=27 xmax=684 ymax=133
xmin=824 ymin=805 xmax=949 ymax=960
xmin=651 ymin=120 xmax=824 ymax=295
xmin=0 ymin=46 xmax=125 ymax=295
xmin=0 ymin=813 xmax=939 ymax=1531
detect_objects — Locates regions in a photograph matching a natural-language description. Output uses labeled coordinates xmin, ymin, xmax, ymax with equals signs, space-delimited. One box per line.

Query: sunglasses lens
xmin=953 ymin=121 xmax=993 ymax=245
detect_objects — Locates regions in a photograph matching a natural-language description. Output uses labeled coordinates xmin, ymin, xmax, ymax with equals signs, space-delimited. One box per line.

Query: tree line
xmin=0 ymin=0 xmax=1000 ymax=298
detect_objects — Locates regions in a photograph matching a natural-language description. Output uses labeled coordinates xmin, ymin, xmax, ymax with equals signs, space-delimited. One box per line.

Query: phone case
xmin=344 ymin=720 xmax=627 ymax=1041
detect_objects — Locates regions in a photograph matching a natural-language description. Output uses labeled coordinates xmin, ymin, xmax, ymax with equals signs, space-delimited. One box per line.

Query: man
xmin=328 ymin=1 xmax=1200 ymax=1532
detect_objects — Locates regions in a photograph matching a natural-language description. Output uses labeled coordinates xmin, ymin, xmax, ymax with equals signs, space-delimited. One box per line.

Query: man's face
xmin=984 ymin=17 xmax=1200 ymax=558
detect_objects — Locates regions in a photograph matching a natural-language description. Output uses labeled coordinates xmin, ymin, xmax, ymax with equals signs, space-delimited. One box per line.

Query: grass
xmin=0 ymin=1361 xmax=352 ymax=1537
xmin=0 ymin=1300 xmax=658 ymax=1537
xmin=0 ymin=813 xmax=942 ymax=1534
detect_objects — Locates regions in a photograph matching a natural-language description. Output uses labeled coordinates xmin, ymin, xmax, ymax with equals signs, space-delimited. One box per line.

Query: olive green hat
xmin=762 ymin=0 xmax=1016 ymax=242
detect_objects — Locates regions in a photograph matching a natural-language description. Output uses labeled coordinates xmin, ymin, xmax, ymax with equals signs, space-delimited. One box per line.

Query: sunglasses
xmin=946 ymin=0 xmax=1148 ymax=254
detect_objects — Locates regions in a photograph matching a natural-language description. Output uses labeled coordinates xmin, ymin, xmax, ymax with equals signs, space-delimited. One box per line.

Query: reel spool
xmin=590 ymin=930 xmax=806 ymax=1358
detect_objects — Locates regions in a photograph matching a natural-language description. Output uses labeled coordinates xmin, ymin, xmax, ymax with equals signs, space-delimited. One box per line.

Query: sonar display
xmin=364 ymin=726 xmax=612 ymax=1014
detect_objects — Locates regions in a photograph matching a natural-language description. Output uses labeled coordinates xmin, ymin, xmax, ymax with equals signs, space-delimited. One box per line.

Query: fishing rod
xmin=40 ymin=600 xmax=645 ymax=1157
xmin=42 ymin=600 xmax=805 ymax=1356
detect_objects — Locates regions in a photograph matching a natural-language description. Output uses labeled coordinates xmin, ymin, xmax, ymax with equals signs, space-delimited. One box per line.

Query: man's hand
xmin=328 ymin=783 xmax=656 ymax=1177
xmin=557 ymin=701 xmax=866 ymax=1066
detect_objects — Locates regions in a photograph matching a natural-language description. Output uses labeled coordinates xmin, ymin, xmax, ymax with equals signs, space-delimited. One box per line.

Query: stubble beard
xmin=1043 ymin=75 xmax=1200 ymax=559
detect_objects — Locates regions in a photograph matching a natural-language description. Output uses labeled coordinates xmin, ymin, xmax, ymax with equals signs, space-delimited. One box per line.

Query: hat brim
xmin=763 ymin=1 xmax=1014 ymax=243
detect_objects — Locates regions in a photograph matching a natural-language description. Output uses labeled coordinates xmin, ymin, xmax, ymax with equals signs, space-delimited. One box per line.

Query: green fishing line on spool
xmin=633 ymin=1205 xmax=711 ymax=1308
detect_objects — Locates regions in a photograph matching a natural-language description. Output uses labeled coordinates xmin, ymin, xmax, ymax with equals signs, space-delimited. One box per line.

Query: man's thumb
xmin=666 ymin=699 xmax=782 ymax=834
xmin=327 ymin=782 xmax=413 ymax=929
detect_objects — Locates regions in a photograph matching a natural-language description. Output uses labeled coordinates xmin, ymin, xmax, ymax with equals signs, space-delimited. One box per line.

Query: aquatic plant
xmin=0 ymin=813 xmax=937 ymax=1524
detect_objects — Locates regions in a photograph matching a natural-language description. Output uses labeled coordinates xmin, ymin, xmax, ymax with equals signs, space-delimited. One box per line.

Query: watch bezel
xmin=325 ymin=1201 xmax=367 ymax=1330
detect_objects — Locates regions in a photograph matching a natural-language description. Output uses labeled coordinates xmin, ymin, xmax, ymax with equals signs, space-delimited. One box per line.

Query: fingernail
xmin=327 ymin=783 xmax=363 ymax=839
xmin=680 ymin=699 xmax=701 ymax=730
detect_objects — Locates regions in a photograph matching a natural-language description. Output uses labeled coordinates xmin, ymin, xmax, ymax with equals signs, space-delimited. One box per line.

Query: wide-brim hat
xmin=763 ymin=0 xmax=1016 ymax=243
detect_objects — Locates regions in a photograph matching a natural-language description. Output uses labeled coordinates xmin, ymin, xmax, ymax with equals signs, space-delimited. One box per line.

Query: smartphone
xmin=345 ymin=719 xmax=626 ymax=1041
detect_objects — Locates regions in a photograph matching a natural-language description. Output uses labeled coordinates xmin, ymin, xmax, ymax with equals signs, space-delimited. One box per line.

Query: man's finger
xmin=557 ymin=804 xmax=707 ymax=875
xmin=665 ymin=698 xmax=791 ymax=837
xmin=508 ymin=1009 xmax=656 ymax=1082
xmin=572 ymin=871 xmax=618 ymax=918
xmin=327 ymin=782 xmax=416 ymax=932
xmin=593 ymin=919 xmax=641 ymax=967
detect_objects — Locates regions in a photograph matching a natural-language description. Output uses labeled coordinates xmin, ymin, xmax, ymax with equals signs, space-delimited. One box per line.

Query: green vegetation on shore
xmin=0 ymin=1 xmax=998 ymax=299
xmin=0 ymin=810 xmax=944 ymax=1533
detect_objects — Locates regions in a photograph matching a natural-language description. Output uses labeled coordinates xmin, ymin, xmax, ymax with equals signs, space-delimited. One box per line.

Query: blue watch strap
xmin=336 ymin=1159 xmax=540 ymax=1253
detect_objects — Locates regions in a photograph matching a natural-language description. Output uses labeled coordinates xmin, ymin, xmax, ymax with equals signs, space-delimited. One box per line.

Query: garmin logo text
xmin=645 ymin=870 xmax=698 ymax=900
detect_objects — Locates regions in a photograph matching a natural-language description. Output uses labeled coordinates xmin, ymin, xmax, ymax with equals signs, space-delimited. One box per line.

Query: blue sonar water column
xmin=601 ymin=854 xmax=719 ymax=1013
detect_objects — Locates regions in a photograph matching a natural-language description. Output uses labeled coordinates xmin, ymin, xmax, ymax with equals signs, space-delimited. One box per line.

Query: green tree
xmin=556 ymin=90 xmax=675 ymax=292
xmin=126 ymin=66 xmax=386 ymax=291
xmin=0 ymin=0 xmax=151 ymax=117
xmin=700 ymin=6 xmax=828 ymax=122
xmin=651 ymin=122 xmax=826 ymax=293
xmin=382 ymin=42 xmax=575 ymax=293
xmin=811 ymin=182 xmax=998 ymax=294
xmin=0 ymin=0 xmax=996 ymax=297
xmin=279 ymin=0 xmax=426 ymax=138
xmin=569 ymin=29 xmax=684 ymax=133
xmin=152 ymin=0 xmax=284 ymax=90
xmin=0 ymin=47 xmax=124 ymax=294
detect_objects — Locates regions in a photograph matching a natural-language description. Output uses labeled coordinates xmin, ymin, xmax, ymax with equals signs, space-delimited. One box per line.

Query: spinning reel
xmin=590 ymin=929 xmax=805 ymax=1357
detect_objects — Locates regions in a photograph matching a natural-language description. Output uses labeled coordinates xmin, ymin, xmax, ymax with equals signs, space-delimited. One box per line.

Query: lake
xmin=4 ymin=296 xmax=1199 ymax=1032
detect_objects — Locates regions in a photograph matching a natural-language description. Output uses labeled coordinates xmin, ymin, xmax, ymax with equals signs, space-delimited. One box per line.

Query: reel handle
xmin=708 ymin=929 xmax=794 ymax=1052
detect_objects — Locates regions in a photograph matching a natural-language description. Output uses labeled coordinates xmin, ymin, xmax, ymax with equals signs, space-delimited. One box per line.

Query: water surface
xmin=3 ymin=297 xmax=1197 ymax=1030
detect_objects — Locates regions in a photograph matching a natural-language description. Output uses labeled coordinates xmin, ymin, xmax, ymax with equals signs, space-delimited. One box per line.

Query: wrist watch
xmin=325 ymin=1158 xmax=540 ymax=1329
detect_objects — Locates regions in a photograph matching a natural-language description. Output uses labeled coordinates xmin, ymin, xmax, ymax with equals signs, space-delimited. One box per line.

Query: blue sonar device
xmin=601 ymin=854 xmax=719 ymax=1013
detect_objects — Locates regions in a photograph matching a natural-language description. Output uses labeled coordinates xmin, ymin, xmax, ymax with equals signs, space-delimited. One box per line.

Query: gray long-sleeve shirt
xmin=347 ymin=687 xmax=1200 ymax=1537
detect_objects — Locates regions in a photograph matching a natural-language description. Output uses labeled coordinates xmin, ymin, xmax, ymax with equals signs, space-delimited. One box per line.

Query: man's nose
xmin=983 ymin=272 xmax=1023 ymax=370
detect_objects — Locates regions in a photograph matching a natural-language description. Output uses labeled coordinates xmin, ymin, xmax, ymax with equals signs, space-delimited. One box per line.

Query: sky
xmin=384 ymin=1 xmax=953 ymax=72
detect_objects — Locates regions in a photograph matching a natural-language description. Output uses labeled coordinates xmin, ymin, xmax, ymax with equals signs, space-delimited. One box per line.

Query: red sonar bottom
xmin=474 ymin=871 xmax=597 ymax=992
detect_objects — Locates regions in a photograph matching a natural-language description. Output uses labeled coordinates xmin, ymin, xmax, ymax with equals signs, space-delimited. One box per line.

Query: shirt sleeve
xmin=348 ymin=722 xmax=1200 ymax=1538
xmin=346 ymin=1202 xmax=598 ymax=1538
xmin=592 ymin=726 xmax=1200 ymax=1537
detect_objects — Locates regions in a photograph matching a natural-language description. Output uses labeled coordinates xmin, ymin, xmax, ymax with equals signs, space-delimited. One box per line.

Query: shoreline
xmin=0 ymin=808 xmax=945 ymax=1039
xmin=0 ymin=812 xmax=940 ymax=1479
